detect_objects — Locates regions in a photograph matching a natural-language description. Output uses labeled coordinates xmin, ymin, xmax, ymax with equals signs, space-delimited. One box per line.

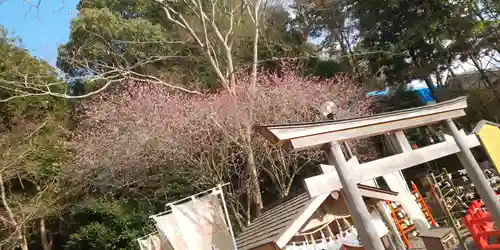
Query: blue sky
xmin=0 ymin=0 xmax=79 ymax=67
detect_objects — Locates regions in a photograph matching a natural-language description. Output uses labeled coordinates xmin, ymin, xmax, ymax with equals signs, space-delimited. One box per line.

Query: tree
xmin=352 ymin=0 xmax=463 ymax=86
xmin=0 ymin=116 xmax=68 ymax=250
xmin=69 ymin=65 xmax=373 ymax=228
xmin=0 ymin=3 xmax=199 ymax=103
xmin=56 ymin=0 xmax=317 ymax=94
xmin=0 ymin=26 xmax=71 ymax=250
xmin=4 ymin=1 xmax=321 ymax=233
xmin=64 ymin=200 xmax=158 ymax=250
xmin=290 ymin=1 xmax=353 ymax=59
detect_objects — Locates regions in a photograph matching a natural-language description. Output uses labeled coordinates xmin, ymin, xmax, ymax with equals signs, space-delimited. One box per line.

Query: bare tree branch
xmin=154 ymin=0 xmax=241 ymax=91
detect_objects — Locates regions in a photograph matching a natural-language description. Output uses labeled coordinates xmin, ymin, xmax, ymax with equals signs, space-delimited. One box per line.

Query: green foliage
xmin=65 ymin=200 xmax=156 ymax=250
xmin=77 ymin=0 xmax=159 ymax=15
xmin=0 ymin=38 xmax=69 ymax=184
xmin=234 ymin=6 xmax=315 ymax=63
xmin=352 ymin=0 xmax=473 ymax=84
xmin=0 ymin=26 xmax=72 ymax=249
xmin=61 ymin=166 xmax=195 ymax=249
xmin=301 ymin=57 xmax=351 ymax=78
xmin=0 ymin=25 xmax=63 ymax=101
xmin=66 ymin=223 xmax=121 ymax=250
xmin=57 ymin=7 xmax=176 ymax=72
xmin=0 ymin=26 xmax=69 ymax=176
xmin=58 ymin=1 xmax=319 ymax=90
xmin=58 ymin=0 xmax=220 ymax=89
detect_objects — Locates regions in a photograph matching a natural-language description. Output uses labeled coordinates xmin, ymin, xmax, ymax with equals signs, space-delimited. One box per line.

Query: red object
xmin=385 ymin=183 xmax=438 ymax=249
xmin=411 ymin=182 xmax=439 ymax=228
xmin=464 ymin=200 xmax=500 ymax=249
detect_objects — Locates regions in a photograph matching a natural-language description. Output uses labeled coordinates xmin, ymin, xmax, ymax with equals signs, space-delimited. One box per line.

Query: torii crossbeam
xmin=305 ymin=133 xmax=480 ymax=197
xmin=255 ymin=97 xmax=500 ymax=250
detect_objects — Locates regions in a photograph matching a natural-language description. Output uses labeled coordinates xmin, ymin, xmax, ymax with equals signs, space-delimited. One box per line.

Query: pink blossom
xmin=69 ymin=68 xmax=376 ymax=192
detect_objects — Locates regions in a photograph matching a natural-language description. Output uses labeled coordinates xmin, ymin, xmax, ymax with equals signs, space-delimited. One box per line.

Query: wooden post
xmin=325 ymin=142 xmax=385 ymax=250
xmin=445 ymin=119 xmax=500 ymax=228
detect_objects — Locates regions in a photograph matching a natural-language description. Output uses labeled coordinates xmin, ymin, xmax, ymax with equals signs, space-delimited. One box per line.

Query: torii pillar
xmin=447 ymin=119 xmax=500 ymax=226
xmin=325 ymin=141 xmax=386 ymax=250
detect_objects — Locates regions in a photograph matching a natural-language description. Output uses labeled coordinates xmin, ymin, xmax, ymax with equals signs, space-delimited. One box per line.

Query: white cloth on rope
xmin=341 ymin=227 xmax=361 ymax=246
xmin=329 ymin=216 xmax=350 ymax=250
xmin=338 ymin=216 xmax=361 ymax=247
xmin=325 ymin=238 xmax=342 ymax=250
xmin=283 ymin=243 xmax=315 ymax=250
xmin=284 ymin=215 xmax=367 ymax=250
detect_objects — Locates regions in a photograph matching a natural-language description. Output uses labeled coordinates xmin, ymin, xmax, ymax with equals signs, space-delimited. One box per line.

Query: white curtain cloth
xmin=283 ymin=226 xmax=360 ymax=250
xmin=340 ymin=227 xmax=361 ymax=246
xmin=327 ymin=238 xmax=343 ymax=250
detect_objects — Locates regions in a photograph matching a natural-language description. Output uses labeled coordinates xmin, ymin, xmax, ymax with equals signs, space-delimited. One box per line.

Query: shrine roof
xmin=235 ymin=185 xmax=398 ymax=250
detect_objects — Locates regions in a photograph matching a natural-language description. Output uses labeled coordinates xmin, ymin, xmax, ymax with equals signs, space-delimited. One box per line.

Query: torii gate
xmin=255 ymin=97 xmax=500 ymax=250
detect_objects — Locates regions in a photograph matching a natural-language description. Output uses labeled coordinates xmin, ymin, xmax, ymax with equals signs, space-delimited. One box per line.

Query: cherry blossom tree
xmin=69 ymin=65 xmax=374 ymax=228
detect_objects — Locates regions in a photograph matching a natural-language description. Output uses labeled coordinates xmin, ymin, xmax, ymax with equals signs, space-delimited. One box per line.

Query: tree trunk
xmin=339 ymin=30 xmax=360 ymax=80
xmin=409 ymin=48 xmax=438 ymax=102
xmin=39 ymin=218 xmax=52 ymax=250
xmin=0 ymin=173 xmax=28 ymax=250
xmin=245 ymin=137 xmax=263 ymax=217
xmin=229 ymin=202 xmax=245 ymax=231
xmin=246 ymin=0 xmax=264 ymax=219
xmin=250 ymin=0 xmax=262 ymax=93
xmin=278 ymin=182 xmax=293 ymax=199
xmin=20 ymin=230 xmax=28 ymax=250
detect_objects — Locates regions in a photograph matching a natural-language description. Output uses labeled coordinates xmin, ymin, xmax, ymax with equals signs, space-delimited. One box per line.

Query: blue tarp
xmin=413 ymin=88 xmax=436 ymax=104
xmin=366 ymin=89 xmax=390 ymax=97
xmin=366 ymin=87 xmax=436 ymax=105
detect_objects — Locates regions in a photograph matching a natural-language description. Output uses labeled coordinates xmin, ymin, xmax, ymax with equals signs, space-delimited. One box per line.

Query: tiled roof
xmin=235 ymin=192 xmax=312 ymax=250
xmin=235 ymin=185 xmax=398 ymax=250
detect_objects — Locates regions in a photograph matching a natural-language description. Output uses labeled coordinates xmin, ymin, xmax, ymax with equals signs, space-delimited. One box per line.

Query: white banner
xmin=153 ymin=213 xmax=189 ymax=250
xmin=171 ymin=193 xmax=234 ymax=250
xmin=138 ymin=233 xmax=174 ymax=250
xmin=138 ymin=237 xmax=150 ymax=250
